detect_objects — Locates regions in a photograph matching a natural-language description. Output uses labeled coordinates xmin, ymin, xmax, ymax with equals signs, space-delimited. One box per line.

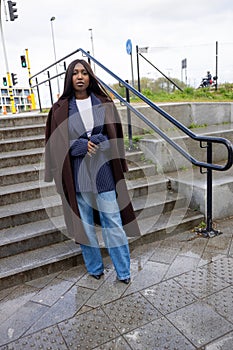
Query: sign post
xmin=126 ymin=39 xmax=134 ymax=87
xmin=181 ymin=58 xmax=187 ymax=85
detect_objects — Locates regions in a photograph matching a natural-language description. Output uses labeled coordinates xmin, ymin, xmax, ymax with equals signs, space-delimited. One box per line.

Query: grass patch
xmin=123 ymin=83 xmax=233 ymax=103
xmin=188 ymin=122 xmax=208 ymax=129
xmin=138 ymin=86 xmax=233 ymax=103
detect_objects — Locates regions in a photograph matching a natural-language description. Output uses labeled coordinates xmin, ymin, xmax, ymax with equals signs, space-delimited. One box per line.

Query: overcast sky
xmin=1 ymin=0 xmax=233 ymax=100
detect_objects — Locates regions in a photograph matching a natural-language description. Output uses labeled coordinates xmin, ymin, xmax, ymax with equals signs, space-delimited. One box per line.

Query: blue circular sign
xmin=126 ymin=39 xmax=132 ymax=55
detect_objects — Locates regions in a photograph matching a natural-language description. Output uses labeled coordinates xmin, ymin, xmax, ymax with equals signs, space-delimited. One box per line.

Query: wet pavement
xmin=0 ymin=217 xmax=233 ymax=350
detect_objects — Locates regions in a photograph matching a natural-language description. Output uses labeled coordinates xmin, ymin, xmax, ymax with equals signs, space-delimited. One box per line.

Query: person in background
xmin=206 ymin=71 xmax=213 ymax=86
xmin=44 ymin=59 xmax=140 ymax=284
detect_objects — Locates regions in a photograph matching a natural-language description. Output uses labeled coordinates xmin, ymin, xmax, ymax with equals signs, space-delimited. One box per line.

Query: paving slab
xmin=174 ymin=266 xmax=230 ymax=298
xmin=204 ymin=285 xmax=233 ymax=324
xmin=124 ymin=317 xmax=196 ymax=350
xmin=58 ymin=308 xmax=120 ymax=349
xmin=0 ymin=301 xmax=48 ymax=345
xmin=102 ymin=292 xmax=162 ymax=334
xmin=204 ymin=331 xmax=233 ymax=350
xmin=0 ymin=325 xmax=68 ymax=350
xmin=29 ymin=277 xmax=74 ymax=306
xmin=167 ymin=301 xmax=233 ymax=348
xmin=25 ymin=285 xmax=95 ymax=335
xmin=140 ymin=278 xmax=197 ymax=315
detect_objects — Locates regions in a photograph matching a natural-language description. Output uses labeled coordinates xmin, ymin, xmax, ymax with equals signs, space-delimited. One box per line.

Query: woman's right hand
xmin=87 ymin=140 xmax=98 ymax=156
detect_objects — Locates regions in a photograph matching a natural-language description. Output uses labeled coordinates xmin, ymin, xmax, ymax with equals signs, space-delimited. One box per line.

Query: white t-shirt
xmin=76 ymin=96 xmax=94 ymax=137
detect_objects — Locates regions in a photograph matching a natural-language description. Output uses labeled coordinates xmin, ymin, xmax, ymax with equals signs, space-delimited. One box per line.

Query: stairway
xmin=0 ymin=112 xmax=203 ymax=290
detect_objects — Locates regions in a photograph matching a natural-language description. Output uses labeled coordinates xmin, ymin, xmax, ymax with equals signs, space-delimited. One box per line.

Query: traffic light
xmin=20 ymin=55 xmax=27 ymax=68
xmin=3 ymin=77 xmax=7 ymax=86
xmin=11 ymin=73 xmax=18 ymax=85
xmin=8 ymin=1 xmax=18 ymax=21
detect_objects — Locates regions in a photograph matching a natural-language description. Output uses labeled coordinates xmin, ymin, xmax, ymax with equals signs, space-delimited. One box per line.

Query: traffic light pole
xmin=25 ymin=49 xmax=36 ymax=110
xmin=0 ymin=0 xmax=16 ymax=114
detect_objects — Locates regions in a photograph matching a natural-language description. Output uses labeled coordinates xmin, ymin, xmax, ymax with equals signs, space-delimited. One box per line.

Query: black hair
xmin=59 ymin=59 xmax=111 ymax=100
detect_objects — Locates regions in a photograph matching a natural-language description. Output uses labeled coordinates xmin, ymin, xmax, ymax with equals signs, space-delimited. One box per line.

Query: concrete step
xmin=127 ymin=174 xmax=168 ymax=197
xmin=0 ymin=163 xmax=41 ymax=186
xmin=0 ymin=195 xmax=62 ymax=229
xmin=0 ymin=180 xmax=56 ymax=206
xmin=0 ymin=135 xmax=45 ymax=152
xmin=136 ymin=208 xmax=204 ymax=245
xmin=133 ymin=191 xmax=187 ymax=219
xmin=124 ymin=150 xmax=144 ymax=164
xmin=0 ymin=216 xmax=66 ymax=258
xmin=0 ymin=124 xmax=45 ymax=140
xmin=0 ymin=148 xmax=44 ymax=168
xmin=125 ymin=162 xmax=156 ymax=180
xmin=0 ymin=113 xmax=47 ymax=127
xmin=0 ymin=240 xmax=83 ymax=290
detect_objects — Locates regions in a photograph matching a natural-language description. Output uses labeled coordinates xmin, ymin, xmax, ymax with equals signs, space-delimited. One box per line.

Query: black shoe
xmin=119 ymin=278 xmax=131 ymax=284
xmin=91 ymin=272 xmax=104 ymax=280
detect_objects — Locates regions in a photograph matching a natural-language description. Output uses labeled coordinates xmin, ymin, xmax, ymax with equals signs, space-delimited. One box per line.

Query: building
xmin=0 ymin=86 xmax=32 ymax=114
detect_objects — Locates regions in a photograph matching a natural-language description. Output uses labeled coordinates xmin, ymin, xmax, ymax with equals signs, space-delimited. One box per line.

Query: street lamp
xmin=50 ymin=16 xmax=60 ymax=97
xmin=88 ymin=28 xmax=96 ymax=73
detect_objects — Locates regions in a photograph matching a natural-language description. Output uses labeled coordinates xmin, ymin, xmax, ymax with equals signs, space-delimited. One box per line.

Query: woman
xmin=44 ymin=59 xmax=140 ymax=284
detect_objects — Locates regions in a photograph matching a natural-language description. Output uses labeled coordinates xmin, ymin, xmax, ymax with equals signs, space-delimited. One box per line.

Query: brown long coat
xmin=44 ymin=94 xmax=140 ymax=244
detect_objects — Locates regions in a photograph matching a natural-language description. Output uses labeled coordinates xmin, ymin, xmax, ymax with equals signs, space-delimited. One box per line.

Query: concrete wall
xmin=118 ymin=102 xmax=233 ymax=135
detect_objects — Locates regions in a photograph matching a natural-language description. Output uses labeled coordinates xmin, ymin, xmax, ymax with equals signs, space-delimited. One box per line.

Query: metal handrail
xmin=99 ymin=77 xmax=233 ymax=172
xmin=30 ymin=48 xmax=233 ymax=237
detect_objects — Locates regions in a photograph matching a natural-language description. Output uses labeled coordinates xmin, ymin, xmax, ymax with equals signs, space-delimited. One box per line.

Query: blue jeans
xmin=76 ymin=191 xmax=130 ymax=280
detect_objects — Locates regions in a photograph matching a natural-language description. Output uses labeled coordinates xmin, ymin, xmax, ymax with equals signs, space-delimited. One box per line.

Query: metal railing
xmin=135 ymin=45 xmax=183 ymax=92
xmin=30 ymin=48 xmax=233 ymax=237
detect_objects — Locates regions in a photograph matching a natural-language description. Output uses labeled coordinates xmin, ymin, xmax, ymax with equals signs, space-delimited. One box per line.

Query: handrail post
xmin=197 ymin=141 xmax=222 ymax=238
xmin=206 ymin=142 xmax=214 ymax=235
xmin=125 ymin=80 xmax=133 ymax=150
xmin=47 ymin=71 xmax=53 ymax=106
xmin=35 ymin=77 xmax=42 ymax=112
